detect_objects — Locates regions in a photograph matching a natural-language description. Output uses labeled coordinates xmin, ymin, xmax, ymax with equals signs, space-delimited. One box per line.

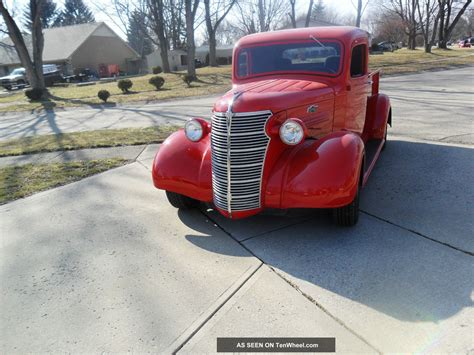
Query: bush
xmin=98 ymin=89 xmax=111 ymax=103
xmin=149 ymin=76 xmax=165 ymax=90
xmin=25 ymin=88 xmax=44 ymax=101
xmin=152 ymin=66 xmax=163 ymax=74
xmin=182 ymin=74 xmax=195 ymax=87
xmin=118 ymin=79 xmax=133 ymax=93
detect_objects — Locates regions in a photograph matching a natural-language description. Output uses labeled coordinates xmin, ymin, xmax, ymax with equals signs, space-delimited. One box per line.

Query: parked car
xmin=195 ymin=59 xmax=204 ymax=68
xmin=43 ymin=64 xmax=62 ymax=87
xmin=0 ymin=68 xmax=27 ymax=90
xmin=378 ymin=41 xmax=395 ymax=52
xmin=458 ymin=39 xmax=471 ymax=48
xmin=1 ymin=64 xmax=62 ymax=90
xmin=152 ymin=27 xmax=392 ymax=226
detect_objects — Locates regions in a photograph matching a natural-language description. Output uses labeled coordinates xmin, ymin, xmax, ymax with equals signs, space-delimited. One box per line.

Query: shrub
xmin=182 ymin=74 xmax=195 ymax=87
xmin=149 ymin=76 xmax=165 ymax=90
xmin=98 ymin=89 xmax=111 ymax=103
xmin=25 ymin=88 xmax=44 ymax=101
xmin=118 ymin=79 xmax=133 ymax=93
xmin=152 ymin=66 xmax=163 ymax=74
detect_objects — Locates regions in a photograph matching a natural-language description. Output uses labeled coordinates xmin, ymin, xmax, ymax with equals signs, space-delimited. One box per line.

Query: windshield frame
xmin=234 ymin=38 xmax=345 ymax=80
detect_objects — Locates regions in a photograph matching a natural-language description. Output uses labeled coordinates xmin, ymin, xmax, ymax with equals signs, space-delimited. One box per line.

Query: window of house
xmin=350 ymin=44 xmax=366 ymax=77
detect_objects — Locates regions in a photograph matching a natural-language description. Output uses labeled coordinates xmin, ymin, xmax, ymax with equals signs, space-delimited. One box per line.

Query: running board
xmin=362 ymin=138 xmax=384 ymax=186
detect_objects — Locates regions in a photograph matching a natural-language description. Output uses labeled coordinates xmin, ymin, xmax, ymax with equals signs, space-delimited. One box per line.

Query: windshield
xmin=11 ymin=68 xmax=25 ymax=76
xmin=236 ymin=40 xmax=342 ymax=78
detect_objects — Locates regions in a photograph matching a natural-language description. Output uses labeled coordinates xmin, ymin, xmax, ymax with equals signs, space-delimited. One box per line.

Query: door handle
xmin=367 ymin=80 xmax=373 ymax=85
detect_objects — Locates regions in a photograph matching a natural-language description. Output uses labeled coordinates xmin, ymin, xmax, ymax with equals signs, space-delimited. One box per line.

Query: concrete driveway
xmin=0 ymin=67 xmax=473 ymax=145
xmin=1 ymin=68 xmax=473 ymax=353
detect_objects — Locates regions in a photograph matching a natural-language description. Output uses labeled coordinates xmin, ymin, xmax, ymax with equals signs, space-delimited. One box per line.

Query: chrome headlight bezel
xmin=185 ymin=119 xmax=204 ymax=142
xmin=279 ymin=119 xmax=305 ymax=145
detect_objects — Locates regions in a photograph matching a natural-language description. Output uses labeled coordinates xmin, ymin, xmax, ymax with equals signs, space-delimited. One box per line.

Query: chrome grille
xmin=211 ymin=110 xmax=272 ymax=213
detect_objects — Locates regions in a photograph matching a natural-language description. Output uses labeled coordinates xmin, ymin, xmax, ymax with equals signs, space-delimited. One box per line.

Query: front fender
xmin=265 ymin=131 xmax=364 ymax=209
xmin=152 ymin=130 xmax=213 ymax=202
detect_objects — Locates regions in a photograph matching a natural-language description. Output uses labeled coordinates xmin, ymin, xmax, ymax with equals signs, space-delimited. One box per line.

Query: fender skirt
xmin=265 ymin=131 xmax=365 ymax=209
xmin=364 ymin=93 xmax=391 ymax=140
xmin=152 ymin=130 xmax=213 ymax=202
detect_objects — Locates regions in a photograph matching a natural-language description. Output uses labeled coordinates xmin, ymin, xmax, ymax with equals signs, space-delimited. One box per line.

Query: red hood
xmin=213 ymin=78 xmax=334 ymax=113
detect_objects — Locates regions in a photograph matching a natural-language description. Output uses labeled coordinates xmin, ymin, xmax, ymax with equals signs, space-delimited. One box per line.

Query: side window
xmin=238 ymin=50 xmax=249 ymax=77
xmin=350 ymin=44 xmax=366 ymax=77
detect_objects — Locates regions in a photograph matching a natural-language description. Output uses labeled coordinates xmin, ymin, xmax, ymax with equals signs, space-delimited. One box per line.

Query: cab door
xmin=345 ymin=42 xmax=370 ymax=134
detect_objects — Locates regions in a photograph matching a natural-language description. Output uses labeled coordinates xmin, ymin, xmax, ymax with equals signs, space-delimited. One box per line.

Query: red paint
xmin=152 ymin=27 xmax=391 ymax=219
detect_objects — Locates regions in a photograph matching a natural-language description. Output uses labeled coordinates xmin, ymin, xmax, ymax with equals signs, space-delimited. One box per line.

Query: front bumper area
xmin=153 ymin=130 xmax=364 ymax=219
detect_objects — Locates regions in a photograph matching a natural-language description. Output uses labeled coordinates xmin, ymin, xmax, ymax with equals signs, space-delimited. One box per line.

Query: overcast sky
xmin=6 ymin=0 xmax=366 ymax=42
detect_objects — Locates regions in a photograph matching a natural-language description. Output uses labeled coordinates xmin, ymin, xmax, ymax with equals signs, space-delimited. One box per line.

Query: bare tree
xmin=437 ymin=0 xmax=472 ymax=48
xmin=0 ymin=0 xmax=45 ymax=91
xmin=416 ymin=0 xmax=440 ymax=52
xmin=185 ymin=0 xmax=200 ymax=77
xmin=387 ymin=0 xmax=421 ymax=49
xmin=165 ymin=0 xmax=186 ymax=50
xmin=288 ymin=0 xmax=297 ymax=28
xmin=149 ymin=0 xmax=171 ymax=72
xmin=305 ymin=0 xmax=314 ymax=27
xmin=353 ymin=0 xmax=371 ymax=27
xmin=234 ymin=0 xmax=289 ymax=34
xmin=204 ymin=0 xmax=236 ymax=66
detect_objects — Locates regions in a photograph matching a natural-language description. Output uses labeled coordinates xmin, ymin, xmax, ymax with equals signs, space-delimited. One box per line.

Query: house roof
xmin=0 ymin=22 xmax=139 ymax=66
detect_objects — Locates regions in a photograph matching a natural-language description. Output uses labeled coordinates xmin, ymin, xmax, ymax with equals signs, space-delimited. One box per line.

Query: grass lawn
xmin=0 ymin=158 xmax=128 ymax=204
xmin=369 ymin=47 xmax=474 ymax=74
xmin=0 ymin=126 xmax=178 ymax=156
xmin=0 ymin=66 xmax=232 ymax=112
xmin=0 ymin=47 xmax=472 ymax=113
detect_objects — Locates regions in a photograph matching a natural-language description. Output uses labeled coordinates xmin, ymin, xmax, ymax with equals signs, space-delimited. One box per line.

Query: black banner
xmin=217 ymin=337 xmax=336 ymax=353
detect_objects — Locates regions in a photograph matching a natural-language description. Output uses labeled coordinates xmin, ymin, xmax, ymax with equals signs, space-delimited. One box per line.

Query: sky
xmin=6 ymin=0 xmax=366 ymax=42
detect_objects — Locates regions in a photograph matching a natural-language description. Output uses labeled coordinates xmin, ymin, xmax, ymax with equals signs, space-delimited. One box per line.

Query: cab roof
xmin=236 ymin=26 xmax=368 ymax=48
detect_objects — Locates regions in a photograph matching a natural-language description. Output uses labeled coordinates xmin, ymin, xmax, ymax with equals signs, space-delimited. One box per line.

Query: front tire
xmin=333 ymin=188 xmax=360 ymax=226
xmin=166 ymin=191 xmax=198 ymax=209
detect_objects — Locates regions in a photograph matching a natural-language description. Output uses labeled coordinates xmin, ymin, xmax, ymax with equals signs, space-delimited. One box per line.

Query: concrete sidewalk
xmin=0 ymin=144 xmax=160 ymax=168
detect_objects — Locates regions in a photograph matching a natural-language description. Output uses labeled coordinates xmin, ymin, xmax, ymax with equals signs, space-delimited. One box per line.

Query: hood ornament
xmin=307 ymin=104 xmax=318 ymax=113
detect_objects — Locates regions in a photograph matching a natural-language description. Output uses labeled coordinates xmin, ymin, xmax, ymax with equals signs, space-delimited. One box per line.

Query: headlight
xmin=279 ymin=119 xmax=305 ymax=145
xmin=185 ymin=119 xmax=204 ymax=142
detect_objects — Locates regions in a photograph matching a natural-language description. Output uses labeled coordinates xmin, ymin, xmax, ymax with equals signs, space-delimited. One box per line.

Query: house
xmin=146 ymin=44 xmax=234 ymax=72
xmin=146 ymin=49 xmax=188 ymax=72
xmin=195 ymin=45 xmax=234 ymax=65
xmin=0 ymin=22 xmax=141 ymax=76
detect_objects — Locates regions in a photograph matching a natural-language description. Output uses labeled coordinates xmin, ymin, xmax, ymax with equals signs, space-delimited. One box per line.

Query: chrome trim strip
xmin=225 ymin=92 xmax=243 ymax=216
xmin=214 ymin=110 xmax=272 ymax=117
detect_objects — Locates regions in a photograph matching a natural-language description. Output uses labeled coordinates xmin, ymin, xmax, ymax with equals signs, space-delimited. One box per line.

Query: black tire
xmin=333 ymin=188 xmax=360 ymax=226
xmin=166 ymin=191 xmax=198 ymax=209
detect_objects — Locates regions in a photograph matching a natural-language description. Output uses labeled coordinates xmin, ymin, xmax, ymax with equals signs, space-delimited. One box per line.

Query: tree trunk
xmin=355 ymin=0 xmax=362 ymax=27
xmin=289 ymin=0 xmax=296 ymax=28
xmin=31 ymin=0 xmax=45 ymax=87
xmin=208 ymin=31 xmax=217 ymax=67
xmin=0 ymin=0 xmax=45 ymax=90
xmin=149 ymin=0 xmax=171 ymax=72
xmin=305 ymin=0 xmax=314 ymax=27
xmin=185 ymin=0 xmax=197 ymax=78
xmin=258 ymin=0 xmax=266 ymax=31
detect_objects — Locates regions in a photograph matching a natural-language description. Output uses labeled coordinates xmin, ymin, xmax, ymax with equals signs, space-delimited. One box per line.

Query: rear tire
xmin=333 ymin=188 xmax=360 ymax=226
xmin=166 ymin=191 xmax=198 ymax=209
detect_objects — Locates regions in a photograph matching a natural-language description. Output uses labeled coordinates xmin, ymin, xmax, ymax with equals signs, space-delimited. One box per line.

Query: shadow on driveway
xmin=181 ymin=139 xmax=473 ymax=325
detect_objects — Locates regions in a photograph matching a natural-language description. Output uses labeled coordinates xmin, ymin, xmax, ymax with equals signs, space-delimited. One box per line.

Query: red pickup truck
xmin=152 ymin=26 xmax=391 ymax=226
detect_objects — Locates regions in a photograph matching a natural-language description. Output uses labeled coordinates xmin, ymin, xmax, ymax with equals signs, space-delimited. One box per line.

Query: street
xmin=1 ymin=68 xmax=473 ymax=353
xmin=1 ymin=67 xmax=473 ymax=145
